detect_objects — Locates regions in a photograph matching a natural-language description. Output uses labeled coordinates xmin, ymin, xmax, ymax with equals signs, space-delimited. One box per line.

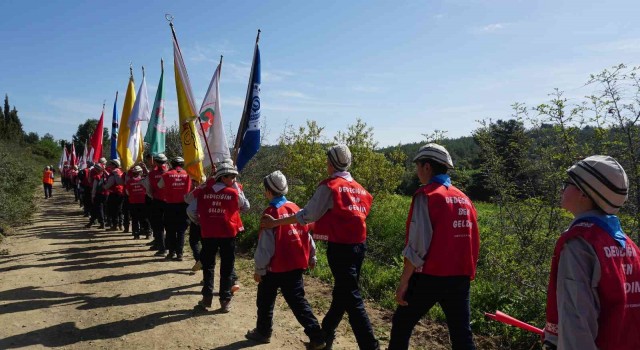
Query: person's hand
xmin=253 ymin=273 xmax=262 ymax=283
xmin=309 ymin=260 xmax=316 ymax=270
xmin=260 ymin=214 xmax=277 ymax=229
xmin=395 ymin=281 xmax=409 ymax=306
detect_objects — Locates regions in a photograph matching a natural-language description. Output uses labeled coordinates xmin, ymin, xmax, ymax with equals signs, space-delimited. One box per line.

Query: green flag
xmin=144 ymin=60 xmax=166 ymax=156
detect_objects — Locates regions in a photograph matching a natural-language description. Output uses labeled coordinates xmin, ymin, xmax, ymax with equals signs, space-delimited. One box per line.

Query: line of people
xmin=51 ymin=141 xmax=640 ymax=350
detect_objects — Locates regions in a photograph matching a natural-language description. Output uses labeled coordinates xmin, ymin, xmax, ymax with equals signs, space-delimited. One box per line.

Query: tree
xmin=24 ymin=132 xmax=39 ymax=144
xmin=72 ymin=119 xmax=109 ymax=158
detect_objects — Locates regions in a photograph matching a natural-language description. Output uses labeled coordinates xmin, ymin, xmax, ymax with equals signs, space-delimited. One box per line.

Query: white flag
xmin=126 ymin=72 xmax=150 ymax=168
xmin=199 ymin=62 xmax=230 ymax=167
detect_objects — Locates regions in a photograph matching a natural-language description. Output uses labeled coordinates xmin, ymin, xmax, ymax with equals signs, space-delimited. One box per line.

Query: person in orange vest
xmin=187 ymin=160 xmax=250 ymax=313
xmin=158 ymin=157 xmax=191 ymax=261
xmin=245 ymin=170 xmax=325 ymax=349
xmin=144 ymin=154 xmax=169 ymax=255
xmin=388 ymin=144 xmax=479 ymax=350
xmin=261 ymin=145 xmax=379 ymax=350
xmin=42 ymin=166 xmax=54 ymax=199
xmin=125 ymin=165 xmax=150 ymax=240
xmin=104 ymin=159 xmax=125 ymax=231
xmin=542 ymin=156 xmax=640 ymax=350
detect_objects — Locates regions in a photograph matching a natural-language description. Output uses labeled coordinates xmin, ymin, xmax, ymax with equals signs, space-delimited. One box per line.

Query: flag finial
xmin=161 ymin=58 xmax=164 ymax=72
xmin=256 ymin=29 xmax=261 ymax=43
xmin=142 ymin=66 xmax=145 ymax=78
xmin=129 ymin=63 xmax=133 ymax=78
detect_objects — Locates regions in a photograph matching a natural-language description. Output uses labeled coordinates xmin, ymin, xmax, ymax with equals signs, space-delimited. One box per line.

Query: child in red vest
xmin=158 ymin=157 xmax=192 ymax=261
xmin=245 ymin=171 xmax=326 ymax=349
xmin=190 ymin=160 xmax=249 ymax=312
xmin=389 ymin=143 xmax=479 ymax=350
xmin=125 ymin=166 xmax=150 ymax=240
xmin=543 ymin=156 xmax=640 ymax=350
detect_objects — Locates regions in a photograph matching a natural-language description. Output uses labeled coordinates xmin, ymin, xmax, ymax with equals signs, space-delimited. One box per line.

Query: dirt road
xmin=0 ymin=186 xmax=465 ymax=349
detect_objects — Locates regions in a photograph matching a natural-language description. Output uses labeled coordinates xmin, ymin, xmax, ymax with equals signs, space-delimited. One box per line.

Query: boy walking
xmin=246 ymin=171 xmax=325 ymax=349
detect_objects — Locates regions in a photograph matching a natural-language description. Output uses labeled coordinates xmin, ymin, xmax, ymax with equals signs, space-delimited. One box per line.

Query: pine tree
xmin=3 ymin=94 xmax=9 ymax=127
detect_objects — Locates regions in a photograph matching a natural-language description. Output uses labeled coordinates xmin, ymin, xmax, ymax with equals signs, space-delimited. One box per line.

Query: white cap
xmin=412 ymin=143 xmax=454 ymax=169
xmin=264 ymin=170 xmax=288 ymax=195
xmin=214 ymin=160 xmax=239 ymax=179
xmin=326 ymin=145 xmax=352 ymax=171
xmin=567 ymin=155 xmax=628 ymax=214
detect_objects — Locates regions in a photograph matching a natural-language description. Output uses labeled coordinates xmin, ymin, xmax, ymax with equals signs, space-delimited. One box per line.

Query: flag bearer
xmin=42 ymin=166 xmax=54 ymax=199
xmin=245 ymin=171 xmax=325 ymax=349
xmin=187 ymin=160 xmax=249 ymax=313
xmin=70 ymin=165 xmax=80 ymax=202
xmin=158 ymin=157 xmax=191 ymax=261
xmin=388 ymin=144 xmax=479 ymax=350
xmin=85 ymin=162 xmax=108 ymax=229
xmin=125 ymin=165 xmax=150 ymax=239
xmin=145 ymin=154 xmax=168 ymax=255
xmin=542 ymin=156 xmax=640 ymax=350
xmin=104 ymin=159 xmax=125 ymax=231
xmin=261 ymin=145 xmax=379 ymax=350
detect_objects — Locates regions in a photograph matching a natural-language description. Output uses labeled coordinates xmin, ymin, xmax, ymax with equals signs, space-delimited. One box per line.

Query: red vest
xmin=148 ymin=165 xmax=167 ymax=201
xmin=546 ymin=221 xmax=640 ymax=349
xmin=262 ymin=202 xmax=312 ymax=273
xmin=126 ymin=177 xmax=147 ymax=204
xmin=195 ymin=180 xmax=243 ymax=238
xmin=92 ymin=172 xmax=108 ymax=196
xmin=407 ymin=183 xmax=479 ymax=279
xmin=313 ymin=176 xmax=372 ymax=244
xmin=161 ymin=167 xmax=191 ymax=203
xmin=80 ymin=168 xmax=91 ymax=187
xmin=108 ymin=168 xmax=124 ymax=195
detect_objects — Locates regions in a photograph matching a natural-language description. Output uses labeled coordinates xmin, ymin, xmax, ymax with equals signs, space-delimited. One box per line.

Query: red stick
xmin=484 ymin=311 xmax=544 ymax=335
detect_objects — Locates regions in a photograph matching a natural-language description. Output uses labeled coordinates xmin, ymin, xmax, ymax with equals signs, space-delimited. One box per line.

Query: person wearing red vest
xmin=158 ymin=157 xmax=192 ymax=261
xmin=144 ymin=154 xmax=169 ymax=255
xmin=70 ymin=165 xmax=80 ymax=202
xmin=245 ymin=171 xmax=325 ymax=348
xmin=85 ymin=163 xmax=108 ymax=229
xmin=188 ymin=160 xmax=249 ymax=313
xmin=42 ymin=166 xmax=54 ymax=199
xmin=79 ymin=161 xmax=94 ymax=217
xmin=389 ymin=143 xmax=479 ymax=350
xmin=125 ymin=166 xmax=150 ymax=240
xmin=542 ymin=156 xmax=640 ymax=350
xmin=261 ymin=145 xmax=379 ymax=350
xmin=104 ymin=159 xmax=125 ymax=232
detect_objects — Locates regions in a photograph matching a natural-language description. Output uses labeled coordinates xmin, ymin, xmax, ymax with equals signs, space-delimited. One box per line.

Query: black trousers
xmin=89 ymin=193 xmax=106 ymax=225
xmin=106 ymin=193 xmax=123 ymax=227
xmin=122 ymin=195 xmax=130 ymax=230
xmin=163 ymin=202 xmax=188 ymax=256
xmin=189 ymin=222 xmax=201 ymax=262
xmin=82 ymin=186 xmax=92 ymax=215
xmin=388 ymin=275 xmax=476 ymax=350
xmin=201 ymin=237 xmax=235 ymax=301
xmin=322 ymin=242 xmax=379 ymax=350
xmin=43 ymin=183 xmax=52 ymax=198
xmin=130 ymin=203 xmax=150 ymax=237
xmin=256 ymin=269 xmax=324 ymax=343
xmin=150 ymin=199 xmax=165 ymax=251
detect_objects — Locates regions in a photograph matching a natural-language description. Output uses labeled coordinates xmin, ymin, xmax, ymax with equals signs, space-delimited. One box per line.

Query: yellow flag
xmin=172 ymin=34 xmax=205 ymax=182
xmin=116 ymin=75 xmax=136 ymax=170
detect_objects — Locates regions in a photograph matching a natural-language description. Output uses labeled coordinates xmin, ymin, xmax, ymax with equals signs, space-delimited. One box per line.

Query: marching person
xmin=79 ymin=161 xmax=94 ymax=217
xmin=543 ymin=156 xmax=640 ymax=350
xmin=70 ymin=165 xmax=80 ymax=202
xmin=187 ymin=160 xmax=249 ymax=313
xmin=85 ymin=162 xmax=108 ymax=229
xmin=388 ymin=144 xmax=479 ymax=350
xmin=261 ymin=145 xmax=379 ymax=350
xmin=104 ymin=159 xmax=125 ymax=231
xmin=158 ymin=156 xmax=191 ymax=261
xmin=42 ymin=166 xmax=54 ymax=199
xmin=125 ymin=165 xmax=150 ymax=240
xmin=245 ymin=171 xmax=325 ymax=349
xmin=144 ymin=154 xmax=169 ymax=255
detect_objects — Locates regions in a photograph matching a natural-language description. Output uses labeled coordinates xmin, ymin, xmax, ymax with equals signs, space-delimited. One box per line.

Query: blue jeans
xmin=388 ymin=274 xmax=476 ymax=350
xmin=322 ymin=242 xmax=379 ymax=350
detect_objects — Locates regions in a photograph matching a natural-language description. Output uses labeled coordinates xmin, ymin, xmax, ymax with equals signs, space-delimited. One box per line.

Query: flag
xmin=64 ymin=146 xmax=69 ymax=165
xmin=144 ymin=60 xmax=166 ymax=156
xmin=70 ymin=143 xmax=76 ymax=167
xmin=126 ymin=70 xmax=150 ymax=169
xmin=199 ymin=60 xmax=230 ymax=167
xmin=117 ymin=73 xmax=136 ymax=169
xmin=58 ymin=149 xmax=64 ymax=170
xmin=89 ymin=110 xmax=104 ymax=162
xmin=234 ymin=36 xmax=261 ymax=172
xmin=171 ymin=24 xmax=205 ymax=182
xmin=110 ymin=92 xmax=119 ymax=160
xmin=79 ymin=141 xmax=89 ymax=169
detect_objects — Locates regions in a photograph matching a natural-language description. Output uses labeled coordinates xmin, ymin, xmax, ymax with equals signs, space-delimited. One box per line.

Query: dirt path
xmin=0 ymin=184 xmax=481 ymax=349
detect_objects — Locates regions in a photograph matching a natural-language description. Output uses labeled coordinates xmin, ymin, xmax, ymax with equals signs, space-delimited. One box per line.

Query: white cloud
xmin=274 ymin=90 xmax=310 ymax=99
xmin=480 ymin=23 xmax=506 ymax=33
xmin=351 ymin=85 xmax=383 ymax=93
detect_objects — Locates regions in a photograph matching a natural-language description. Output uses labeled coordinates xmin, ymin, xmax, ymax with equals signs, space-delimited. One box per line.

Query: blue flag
xmin=110 ymin=92 xmax=119 ymax=160
xmin=235 ymin=43 xmax=261 ymax=172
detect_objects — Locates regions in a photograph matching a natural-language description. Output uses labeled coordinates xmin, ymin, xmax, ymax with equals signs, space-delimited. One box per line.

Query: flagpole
xmin=233 ymin=29 xmax=260 ymax=164
xmin=167 ymin=15 xmax=215 ymax=172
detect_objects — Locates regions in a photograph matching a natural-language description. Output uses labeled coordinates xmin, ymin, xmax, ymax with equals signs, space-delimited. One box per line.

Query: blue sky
xmin=2 ymin=0 xmax=640 ymax=147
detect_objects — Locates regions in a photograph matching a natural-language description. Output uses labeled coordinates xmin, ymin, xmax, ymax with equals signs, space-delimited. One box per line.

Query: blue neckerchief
xmin=572 ymin=211 xmax=627 ymax=248
xmin=429 ymin=174 xmax=451 ymax=188
xmin=270 ymin=195 xmax=287 ymax=209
